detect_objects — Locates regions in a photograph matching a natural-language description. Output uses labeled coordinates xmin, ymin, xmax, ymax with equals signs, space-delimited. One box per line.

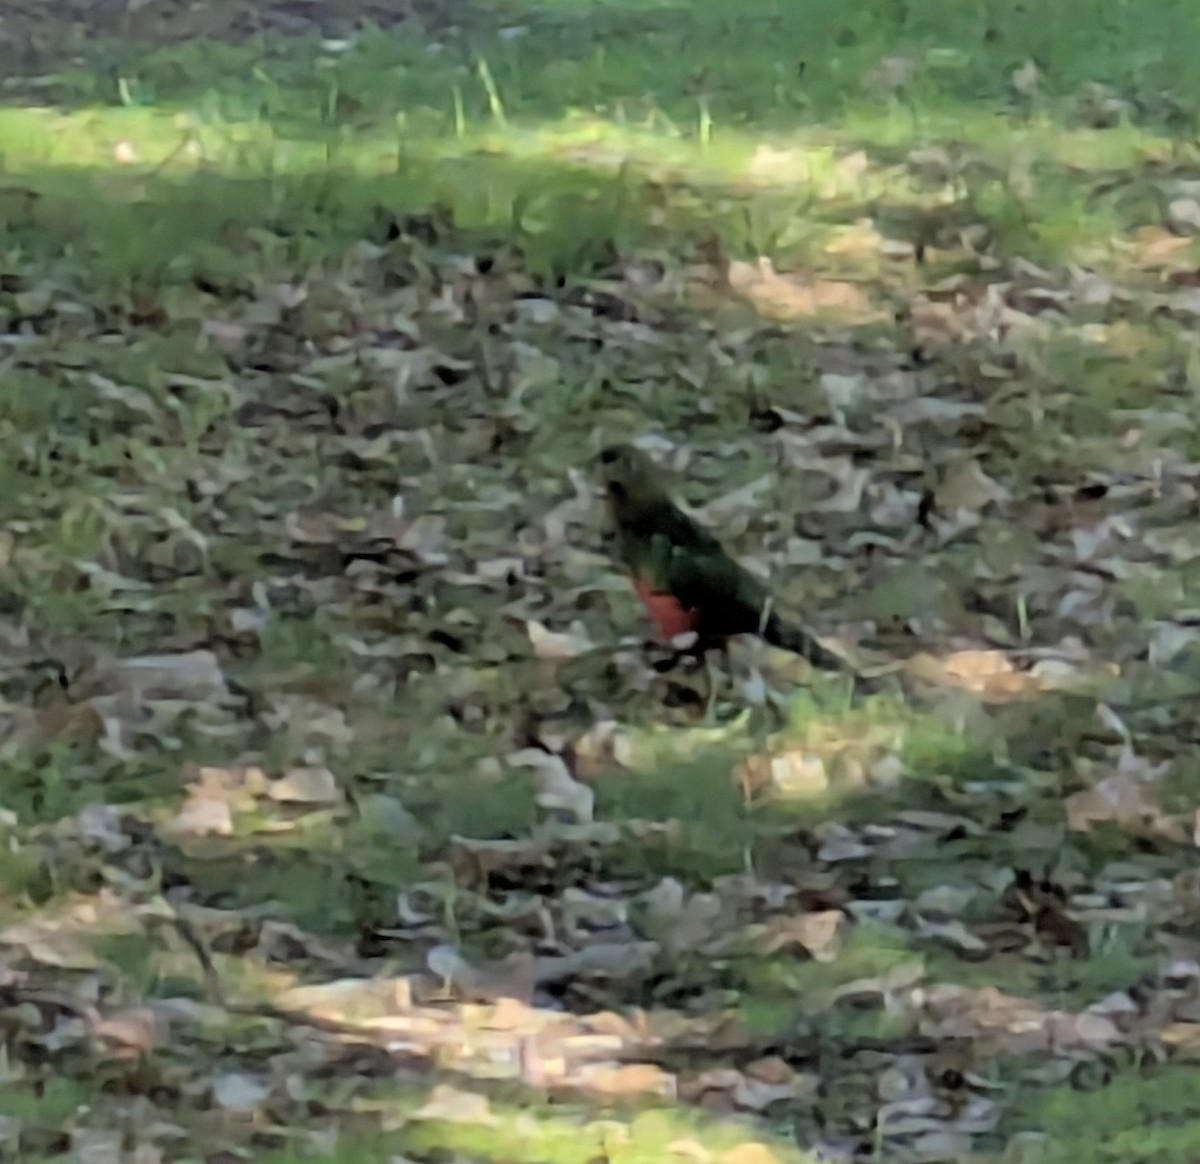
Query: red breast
xmin=631 ymin=576 xmax=700 ymax=639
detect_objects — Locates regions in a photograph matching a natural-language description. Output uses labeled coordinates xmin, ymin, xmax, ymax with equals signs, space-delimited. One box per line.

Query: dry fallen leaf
xmin=1011 ymin=59 xmax=1040 ymax=96
xmin=508 ymin=748 xmax=594 ymax=823
xmin=936 ymin=459 xmax=1011 ymax=516
xmin=268 ymin=765 xmax=342 ymax=804
xmin=411 ymin=1085 xmax=496 ymax=1125
xmin=97 ymin=650 xmax=229 ymax=701
xmin=527 ymin=619 xmax=595 ymax=661
xmin=212 ymin=1072 xmax=271 ymax=1113
xmin=166 ymin=792 xmax=233 ymax=837
xmin=757 ymin=909 xmax=844 ymax=961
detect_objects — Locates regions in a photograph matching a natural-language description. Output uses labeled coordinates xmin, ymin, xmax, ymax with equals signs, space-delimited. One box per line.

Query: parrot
xmin=597 ymin=443 xmax=848 ymax=675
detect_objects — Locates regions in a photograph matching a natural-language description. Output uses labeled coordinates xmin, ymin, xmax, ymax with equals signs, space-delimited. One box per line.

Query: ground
xmin=2 ymin=1 xmax=1200 ymax=1162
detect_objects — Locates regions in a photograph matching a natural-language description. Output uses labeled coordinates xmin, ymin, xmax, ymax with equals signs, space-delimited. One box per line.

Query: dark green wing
xmin=614 ymin=496 xmax=773 ymax=637
xmin=656 ymin=535 xmax=772 ymax=638
xmin=614 ymin=498 xmax=722 ymax=580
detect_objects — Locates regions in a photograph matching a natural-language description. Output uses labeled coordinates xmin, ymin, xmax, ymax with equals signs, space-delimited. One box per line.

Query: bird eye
xmin=599 ymin=447 xmax=620 ymax=465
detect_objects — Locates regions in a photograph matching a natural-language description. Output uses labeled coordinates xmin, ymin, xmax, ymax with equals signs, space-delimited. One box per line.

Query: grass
xmin=0 ymin=0 xmax=1197 ymax=278
xmin=0 ymin=0 xmax=1199 ymax=1159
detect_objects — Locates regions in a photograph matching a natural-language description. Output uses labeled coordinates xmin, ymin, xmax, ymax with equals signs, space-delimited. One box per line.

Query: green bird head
xmin=597 ymin=443 xmax=665 ymax=519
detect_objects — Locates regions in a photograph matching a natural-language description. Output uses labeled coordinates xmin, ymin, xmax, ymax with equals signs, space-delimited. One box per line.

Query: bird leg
xmin=701 ymin=640 xmax=731 ymax=724
xmin=703 ymin=654 xmax=720 ymax=723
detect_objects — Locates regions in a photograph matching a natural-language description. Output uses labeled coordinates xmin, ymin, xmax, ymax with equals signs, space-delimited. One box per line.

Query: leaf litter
xmin=6 ymin=30 xmax=1200 ymax=1164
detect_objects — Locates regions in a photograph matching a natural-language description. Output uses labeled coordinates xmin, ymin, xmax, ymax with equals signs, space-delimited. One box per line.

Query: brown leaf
xmin=726 ymin=258 xmax=882 ymax=322
xmin=935 ymin=459 xmax=1010 ymax=515
xmin=98 ymin=650 xmax=229 ymax=702
xmin=757 ymin=910 xmax=843 ymax=961
xmin=575 ymin=1062 xmax=677 ymax=1099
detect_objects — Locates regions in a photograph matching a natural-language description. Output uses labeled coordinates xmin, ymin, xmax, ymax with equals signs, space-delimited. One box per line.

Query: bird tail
xmin=761 ymin=611 xmax=848 ymax=672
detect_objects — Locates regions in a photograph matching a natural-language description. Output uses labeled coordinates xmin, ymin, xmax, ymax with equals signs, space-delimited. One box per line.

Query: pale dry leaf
xmin=514 ymin=298 xmax=559 ymax=324
xmin=816 ymin=823 xmax=871 ymax=862
xmin=561 ymin=887 xmax=628 ymax=935
xmin=642 ymin=880 xmax=721 ymax=953
xmin=719 ymin=1143 xmax=783 ymax=1164
xmin=575 ymin=1062 xmax=677 ymax=1099
xmin=758 ymin=909 xmax=843 ymax=961
xmin=809 ymin=459 xmax=871 ymax=513
xmin=358 ymin=794 xmax=425 ymax=844
xmin=263 ymin=695 xmax=355 ymax=749
xmin=0 ymin=920 xmax=102 ymax=970
xmin=914 ymin=884 xmax=977 ymax=915
xmin=1004 ymin=1133 xmax=1051 ymax=1164
xmin=508 ymin=748 xmax=594 ymax=823
xmin=73 ymin=804 xmax=130 ymax=853
xmin=869 ymin=753 xmax=906 ymax=787
xmin=1065 ymin=772 xmax=1183 ymax=840
xmin=911 ymin=1131 xmax=976 ymax=1162
xmin=942 ymin=649 xmax=1013 ymax=681
xmin=865 ymin=54 xmax=916 ymax=94
xmin=1008 ymin=149 xmax=1036 ymax=199
xmin=527 ymin=619 xmax=594 ymax=662
xmin=90 ymin=1006 xmax=161 ymax=1054
xmin=884 ymin=397 xmax=985 ymax=428
xmin=823 ymin=220 xmax=884 ymax=261
xmin=936 ymin=460 xmax=1010 ymax=515
xmin=689 ymin=1067 xmax=810 ymax=1112
xmin=166 ymin=792 xmax=234 ymax=837
xmin=426 ymin=944 xmax=481 ymax=993
xmin=533 ymin=940 xmax=659 ymax=985
xmin=1168 ymin=198 xmax=1200 ymax=236
xmin=86 ymin=372 xmax=160 ymax=418
xmin=727 ymin=259 xmax=880 ymax=322
xmin=1148 ymin=622 xmax=1200 ymax=667
xmin=268 ymin=765 xmax=341 ymax=804
xmin=739 ymin=666 xmax=768 ymax=705
xmin=212 ymin=1072 xmax=271 ymax=1113
xmin=99 ymin=650 xmax=229 ymax=702
xmin=907 ymin=144 xmax=956 ymax=182
xmin=1168 ymin=286 xmax=1200 ymax=317
xmin=1012 ymin=59 xmax=1040 ymax=96
xmin=697 ymin=474 xmax=774 ymax=524
xmin=824 ymin=960 xmax=925 ymax=1006
xmin=71 ymin=1129 xmax=123 ymax=1164
xmin=269 ymin=282 xmax=308 ymax=310
xmin=769 ymin=750 xmax=829 ymax=797
xmin=573 ymin=719 xmax=636 ymax=773
xmin=278 ymin=976 xmax=413 ymax=1018
xmin=819 ymin=372 xmax=872 ymax=412
xmin=412 ymin=1085 xmax=496 ymax=1125
xmin=397 ymin=513 xmax=447 ymax=562
xmin=918 ymin=919 xmax=989 ymax=954
xmin=511 ymin=343 xmax=561 ymax=392
xmin=668 ymin=1139 xmax=713 ymax=1162
xmin=201 ymin=318 xmax=249 ymax=351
